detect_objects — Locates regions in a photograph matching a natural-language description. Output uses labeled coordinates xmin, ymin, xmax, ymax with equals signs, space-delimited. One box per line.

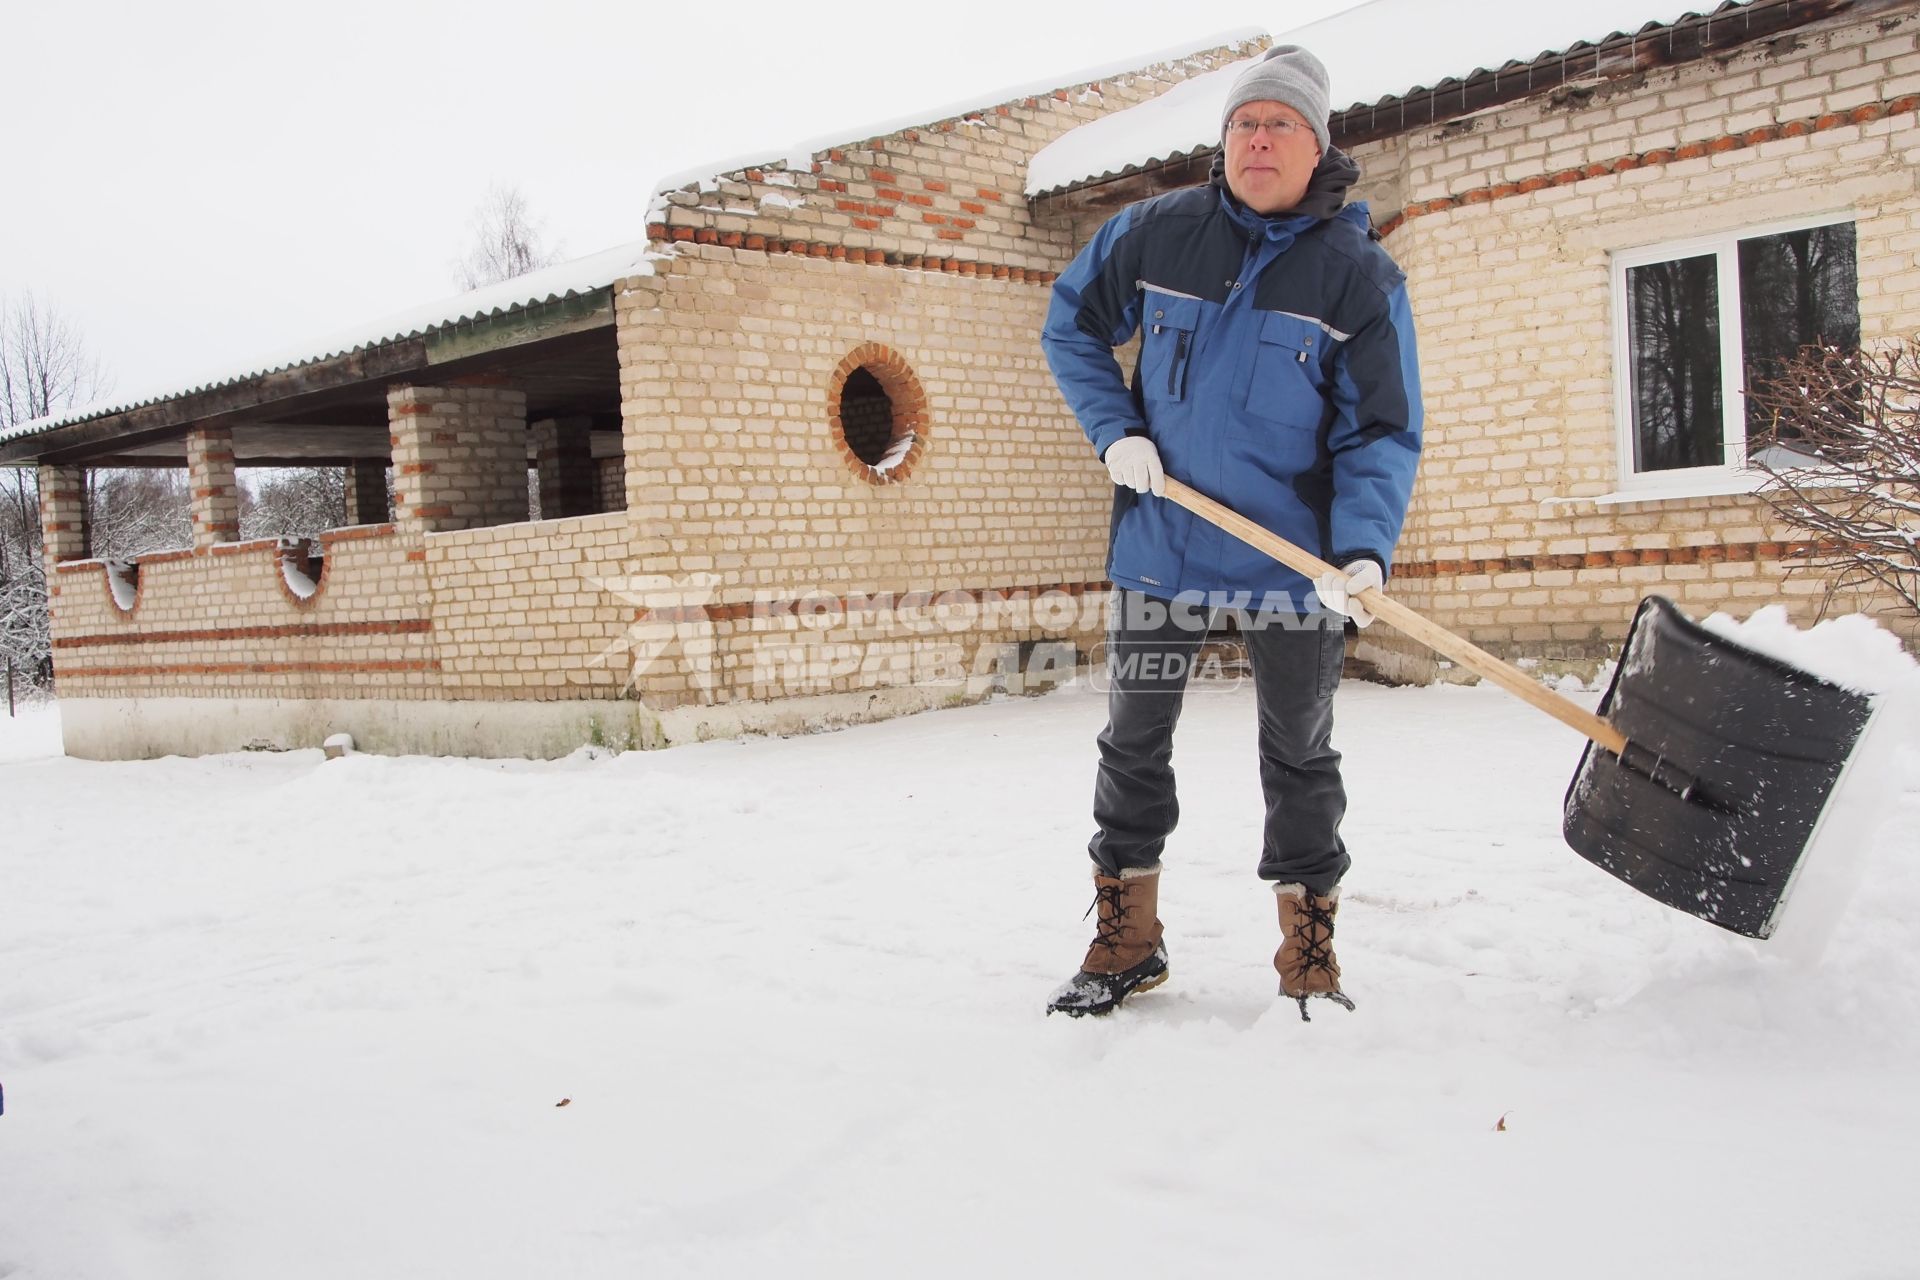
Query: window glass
xmin=1738 ymin=223 xmax=1861 ymax=444
xmin=1627 ymin=253 xmax=1722 ymax=472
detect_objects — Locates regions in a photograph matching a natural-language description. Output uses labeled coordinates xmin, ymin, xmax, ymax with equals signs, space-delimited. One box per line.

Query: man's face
xmin=1223 ymin=100 xmax=1322 ymax=216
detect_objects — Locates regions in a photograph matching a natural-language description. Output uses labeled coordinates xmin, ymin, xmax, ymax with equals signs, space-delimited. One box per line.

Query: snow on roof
xmin=2 ymin=238 xmax=668 ymax=445
xmin=1027 ymin=0 xmax=1760 ymax=195
xmin=650 ymin=27 xmax=1268 ymax=201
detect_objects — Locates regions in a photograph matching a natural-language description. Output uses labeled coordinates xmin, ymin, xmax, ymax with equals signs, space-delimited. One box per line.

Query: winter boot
xmin=1046 ymin=865 xmax=1169 ymax=1017
xmin=1273 ymin=883 xmax=1355 ymax=1021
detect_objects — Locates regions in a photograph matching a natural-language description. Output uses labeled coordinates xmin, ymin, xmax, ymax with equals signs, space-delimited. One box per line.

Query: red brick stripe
xmin=1379 ymin=93 xmax=1920 ymax=239
xmin=635 ymin=580 xmax=1113 ymax=624
xmin=320 ymin=523 xmax=398 ymax=544
xmin=643 ymin=222 xmax=1055 ymax=282
xmin=58 ymin=660 xmax=441 ymax=678
xmin=1396 ymin=540 xmax=1816 ymax=579
xmin=55 ymin=619 xmax=433 ymax=649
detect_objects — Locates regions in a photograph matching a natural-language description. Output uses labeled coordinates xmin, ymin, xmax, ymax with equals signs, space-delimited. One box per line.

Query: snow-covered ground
xmin=3 ymin=650 xmax=1918 ymax=1279
xmin=0 ymin=699 xmax=61 ymax=765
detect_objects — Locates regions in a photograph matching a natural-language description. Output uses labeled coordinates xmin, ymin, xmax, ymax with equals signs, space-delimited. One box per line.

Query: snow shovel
xmin=1162 ymin=477 xmax=1876 ymax=940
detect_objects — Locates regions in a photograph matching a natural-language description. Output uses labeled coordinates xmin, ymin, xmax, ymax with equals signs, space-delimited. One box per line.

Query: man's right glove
xmin=1103 ymin=436 xmax=1165 ymax=496
xmin=1314 ymin=560 xmax=1385 ymax=629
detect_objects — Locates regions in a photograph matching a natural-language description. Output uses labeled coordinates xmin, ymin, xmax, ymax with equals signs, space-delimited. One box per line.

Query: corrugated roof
xmin=1028 ymin=0 xmax=1779 ymax=196
xmin=1 ymin=238 xmax=665 ymax=447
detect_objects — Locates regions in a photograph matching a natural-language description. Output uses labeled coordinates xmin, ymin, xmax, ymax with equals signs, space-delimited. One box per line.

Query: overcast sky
xmin=2 ymin=0 xmax=1401 ymax=407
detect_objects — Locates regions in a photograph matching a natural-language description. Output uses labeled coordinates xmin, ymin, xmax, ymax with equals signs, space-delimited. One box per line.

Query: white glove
xmin=1314 ymin=560 xmax=1384 ymax=628
xmin=1103 ymin=436 xmax=1165 ymax=496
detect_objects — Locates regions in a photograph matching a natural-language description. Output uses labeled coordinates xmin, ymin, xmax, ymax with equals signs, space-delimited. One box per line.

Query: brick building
xmin=4 ymin=2 xmax=1917 ymax=759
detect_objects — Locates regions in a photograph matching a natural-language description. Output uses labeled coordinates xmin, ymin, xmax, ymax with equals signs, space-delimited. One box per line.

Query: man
xmin=1040 ymin=44 xmax=1423 ymax=1019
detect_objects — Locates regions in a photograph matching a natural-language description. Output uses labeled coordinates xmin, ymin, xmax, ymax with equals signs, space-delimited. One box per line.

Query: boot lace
xmin=1084 ymin=881 xmax=1130 ymax=956
xmin=1291 ymin=894 xmax=1355 ymax=1020
xmin=1297 ymin=896 xmax=1338 ymax=978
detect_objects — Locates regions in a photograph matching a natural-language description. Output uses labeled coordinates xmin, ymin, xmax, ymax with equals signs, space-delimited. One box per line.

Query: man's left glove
xmin=1314 ymin=560 xmax=1385 ymax=629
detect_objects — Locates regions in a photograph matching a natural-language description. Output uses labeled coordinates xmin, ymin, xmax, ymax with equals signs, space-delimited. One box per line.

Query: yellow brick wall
xmin=613 ymin=247 xmax=1110 ymax=706
xmin=49 ymin=527 xmax=441 ymax=699
xmin=48 ymin=515 xmax=660 ymax=705
xmin=422 ymin=511 xmax=639 ymax=699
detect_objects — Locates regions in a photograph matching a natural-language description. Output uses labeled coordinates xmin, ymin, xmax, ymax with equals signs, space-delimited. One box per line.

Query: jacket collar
xmin=1210 ymin=145 xmax=1363 ymax=238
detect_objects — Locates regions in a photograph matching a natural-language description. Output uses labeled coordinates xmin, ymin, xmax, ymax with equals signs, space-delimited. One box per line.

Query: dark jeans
xmin=1088 ymin=590 xmax=1351 ymax=894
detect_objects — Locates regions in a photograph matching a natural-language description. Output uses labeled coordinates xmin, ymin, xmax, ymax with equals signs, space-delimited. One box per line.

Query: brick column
xmin=387 ymin=381 xmax=529 ymax=534
xmin=531 ymin=416 xmax=599 ymax=519
xmin=37 ymin=464 xmax=88 ymax=573
xmin=185 ymin=425 xmax=240 ymax=549
xmin=343 ymin=458 xmax=390 ymax=526
xmin=597 ymin=457 xmax=627 ymax=513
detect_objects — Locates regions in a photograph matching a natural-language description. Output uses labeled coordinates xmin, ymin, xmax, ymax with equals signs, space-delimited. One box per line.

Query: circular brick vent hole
xmin=839 ymin=368 xmax=896 ymax=465
xmin=828 ymin=344 xmax=929 ymax=485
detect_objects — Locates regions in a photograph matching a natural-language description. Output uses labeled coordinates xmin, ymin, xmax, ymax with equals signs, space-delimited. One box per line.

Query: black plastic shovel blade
xmin=1562 ymin=596 xmax=1874 ymax=939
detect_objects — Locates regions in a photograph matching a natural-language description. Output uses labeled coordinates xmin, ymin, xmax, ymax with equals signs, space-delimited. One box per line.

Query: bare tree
xmin=453 ymin=183 xmax=559 ymax=291
xmin=85 ymin=469 xmax=191 ymax=561
xmin=1747 ymin=341 xmax=1920 ymax=618
xmin=2 ymin=293 xmax=111 ymax=700
xmin=1 ymin=292 xmax=107 ymax=431
xmin=241 ymin=467 xmax=346 ymax=540
xmin=0 ymin=472 xmax=52 ymax=699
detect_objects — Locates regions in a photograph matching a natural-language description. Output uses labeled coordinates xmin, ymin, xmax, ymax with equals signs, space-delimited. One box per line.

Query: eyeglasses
xmin=1225 ymin=118 xmax=1308 ymax=139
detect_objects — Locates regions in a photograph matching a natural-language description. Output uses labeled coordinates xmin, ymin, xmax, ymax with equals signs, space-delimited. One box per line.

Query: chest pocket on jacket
xmin=1139 ymin=293 xmax=1202 ymax=403
xmin=1245 ymin=311 xmax=1332 ymax=425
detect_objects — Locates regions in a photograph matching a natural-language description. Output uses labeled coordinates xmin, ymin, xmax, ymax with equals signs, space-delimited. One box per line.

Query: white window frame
xmin=1609 ymin=210 xmax=1857 ymax=498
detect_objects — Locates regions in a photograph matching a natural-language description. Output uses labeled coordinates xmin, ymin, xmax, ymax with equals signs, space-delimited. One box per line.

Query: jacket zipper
xmin=1170 ymin=330 xmax=1190 ymax=398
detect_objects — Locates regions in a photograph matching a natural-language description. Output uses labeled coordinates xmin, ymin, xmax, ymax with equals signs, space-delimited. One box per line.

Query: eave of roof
xmin=1327 ymin=0 xmax=1898 ymax=148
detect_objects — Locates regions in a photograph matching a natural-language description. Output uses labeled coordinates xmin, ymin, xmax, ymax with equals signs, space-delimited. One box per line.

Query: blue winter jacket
xmin=1042 ymin=149 xmax=1423 ymax=611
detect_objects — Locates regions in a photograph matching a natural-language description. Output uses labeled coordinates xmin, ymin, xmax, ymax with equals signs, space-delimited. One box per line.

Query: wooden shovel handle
xmin=1161 ymin=478 xmax=1629 ymax=756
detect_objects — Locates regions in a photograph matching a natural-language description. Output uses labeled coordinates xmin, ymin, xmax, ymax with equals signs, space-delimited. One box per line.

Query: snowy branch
xmin=1747 ymin=341 xmax=1920 ymax=617
xmin=240 ymin=467 xmax=346 ymax=540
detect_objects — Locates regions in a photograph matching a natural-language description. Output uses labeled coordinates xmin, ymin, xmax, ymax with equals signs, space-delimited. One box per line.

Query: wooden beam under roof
xmin=1031 ymin=152 xmax=1217 ymax=224
xmin=1 ymin=340 xmax=434 ymax=466
xmin=0 ymin=289 xmax=617 ymax=467
xmin=77 ymin=414 xmax=626 ymax=469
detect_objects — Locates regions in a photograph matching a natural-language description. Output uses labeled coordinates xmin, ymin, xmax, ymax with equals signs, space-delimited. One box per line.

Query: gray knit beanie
xmin=1221 ymin=44 xmax=1331 ymax=152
